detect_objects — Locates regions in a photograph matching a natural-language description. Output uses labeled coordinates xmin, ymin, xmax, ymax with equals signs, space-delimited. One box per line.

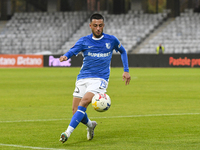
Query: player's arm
xmin=59 ymin=37 xmax=84 ymax=62
xmin=118 ymin=45 xmax=129 ymax=72
xmin=113 ymin=37 xmax=131 ymax=85
xmin=120 ymin=47 xmax=131 ymax=85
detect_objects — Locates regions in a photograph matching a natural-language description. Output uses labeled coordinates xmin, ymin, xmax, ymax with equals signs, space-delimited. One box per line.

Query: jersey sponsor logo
xmin=88 ymin=46 xmax=94 ymax=48
xmin=105 ymin=43 xmax=111 ymax=49
xmin=88 ymin=52 xmax=111 ymax=57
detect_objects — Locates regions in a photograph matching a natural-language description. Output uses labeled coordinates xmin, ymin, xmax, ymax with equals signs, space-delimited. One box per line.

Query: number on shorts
xmin=99 ymin=80 xmax=106 ymax=89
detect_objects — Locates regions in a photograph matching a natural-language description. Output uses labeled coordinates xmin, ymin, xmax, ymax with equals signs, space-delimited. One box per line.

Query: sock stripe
xmin=69 ymin=106 xmax=87 ymax=131
xmin=77 ymin=109 xmax=85 ymax=114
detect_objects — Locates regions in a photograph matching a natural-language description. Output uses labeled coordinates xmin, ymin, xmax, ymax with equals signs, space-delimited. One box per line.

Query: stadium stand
xmin=139 ymin=9 xmax=200 ymax=54
xmin=59 ymin=10 xmax=169 ymax=54
xmin=0 ymin=11 xmax=90 ymax=54
xmin=0 ymin=10 xmax=169 ymax=54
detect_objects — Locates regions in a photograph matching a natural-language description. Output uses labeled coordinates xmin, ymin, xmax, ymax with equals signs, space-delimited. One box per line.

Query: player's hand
xmin=123 ymin=72 xmax=131 ymax=85
xmin=59 ymin=56 xmax=68 ymax=62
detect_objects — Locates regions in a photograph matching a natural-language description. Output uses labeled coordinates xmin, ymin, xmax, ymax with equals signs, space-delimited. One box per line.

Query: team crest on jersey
xmin=105 ymin=43 xmax=111 ymax=49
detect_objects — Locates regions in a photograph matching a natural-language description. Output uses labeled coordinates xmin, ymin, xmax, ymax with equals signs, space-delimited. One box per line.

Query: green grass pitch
xmin=0 ymin=67 xmax=200 ymax=150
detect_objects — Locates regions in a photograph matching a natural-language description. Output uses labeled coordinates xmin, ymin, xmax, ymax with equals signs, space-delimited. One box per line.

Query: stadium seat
xmin=138 ymin=9 xmax=200 ymax=54
xmin=0 ymin=10 xmax=170 ymax=54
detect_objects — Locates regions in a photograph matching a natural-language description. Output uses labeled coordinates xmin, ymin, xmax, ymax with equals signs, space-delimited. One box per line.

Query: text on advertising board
xmin=0 ymin=55 xmax=43 ymax=67
xmin=169 ymin=57 xmax=200 ymax=67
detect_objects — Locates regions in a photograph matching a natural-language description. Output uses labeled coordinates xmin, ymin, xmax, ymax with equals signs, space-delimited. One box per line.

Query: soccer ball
xmin=92 ymin=93 xmax=111 ymax=112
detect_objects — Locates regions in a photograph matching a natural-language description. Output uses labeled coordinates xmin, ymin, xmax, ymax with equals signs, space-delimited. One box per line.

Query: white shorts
xmin=73 ymin=78 xmax=108 ymax=98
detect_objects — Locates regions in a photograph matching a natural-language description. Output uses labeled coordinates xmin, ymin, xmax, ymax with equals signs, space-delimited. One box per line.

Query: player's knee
xmin=79 ymin=98 xmax=91 ymax=108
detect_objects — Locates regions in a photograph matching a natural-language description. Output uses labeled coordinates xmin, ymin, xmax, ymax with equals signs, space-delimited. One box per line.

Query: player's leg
xmin=80 ymin=93 xmax=97 ymax=140
xmin=72 ymin=97 xmax=81 ymax=115
xmin=60 ymin=80 xmax=84 ymax=143
xmin=60 ymin=97 xmax=80 ymax=143
xmin=83 ymin=79 xmax=108 ymax=140
xmin=77 ymin=92 xmax=97 ymax=140
xmin=60 ymin=92 xmax=94 ymax=143
xmin=60 ymin=79 xmax=107 ymax=143
xmin=79 ymin=92 xmax=94 ymax=107
xmin=71 ymin=79 xmax=100 ymax=125
xmin=72 ymin=96 xmax=93 ymax=127
xmin=69 ymin=92 xmax=94 ymax=130
xmin=73 ymin=92 xmax=97 ymax=140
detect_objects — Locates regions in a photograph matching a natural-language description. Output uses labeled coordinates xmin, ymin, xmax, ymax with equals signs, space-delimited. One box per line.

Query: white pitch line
xmin=91 ymin=112 xmax=200 ymax=119
xmin=0 ymin=113 xmax=200 ymax=123
xmin=0 ymin=118 xmax=71 ymax=123
xmin=0 ymin=143 xmax=70 ymax=150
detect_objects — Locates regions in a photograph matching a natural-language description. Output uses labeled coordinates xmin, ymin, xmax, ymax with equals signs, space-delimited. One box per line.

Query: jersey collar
xmin=92 ymin=33 xmax=104 ymax=40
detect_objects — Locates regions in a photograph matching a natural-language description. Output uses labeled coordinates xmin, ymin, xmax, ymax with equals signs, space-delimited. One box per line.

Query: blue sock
xmin=81 ymin=112 xmax=89 ymax=124
xmin=69 ymin=106 xmax=86 ymax=129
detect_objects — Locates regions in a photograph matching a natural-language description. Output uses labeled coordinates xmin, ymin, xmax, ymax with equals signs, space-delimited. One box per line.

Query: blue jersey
xmin=64 ymin=33 xmax=129 ymax=81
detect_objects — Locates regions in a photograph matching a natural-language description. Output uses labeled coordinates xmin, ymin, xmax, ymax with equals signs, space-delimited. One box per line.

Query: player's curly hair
xmin=90 ymin=13 xmax=104 ymax=22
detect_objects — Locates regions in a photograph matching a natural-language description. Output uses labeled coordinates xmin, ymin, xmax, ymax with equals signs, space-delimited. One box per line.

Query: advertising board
xmin=0 ymin=55 xmax=43 ymax=67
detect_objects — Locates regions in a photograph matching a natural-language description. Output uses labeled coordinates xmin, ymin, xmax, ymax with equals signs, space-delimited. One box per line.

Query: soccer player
xmin=59 ymin=13 xmax=131 ymax=143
